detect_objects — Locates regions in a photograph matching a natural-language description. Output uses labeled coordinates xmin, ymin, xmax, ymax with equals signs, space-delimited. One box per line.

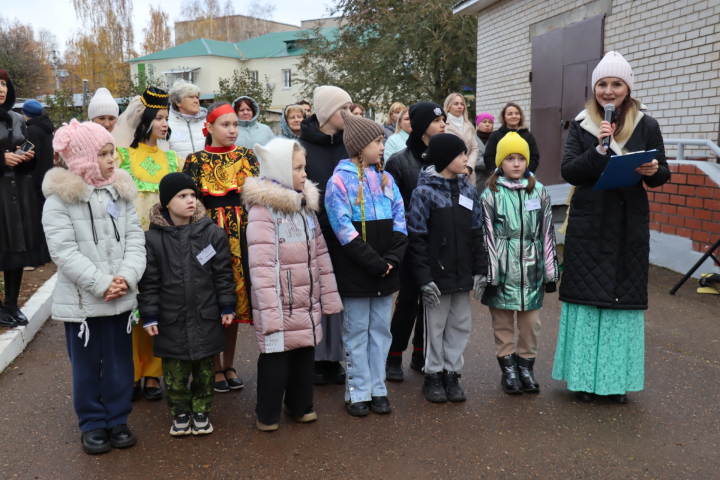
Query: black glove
xmin=545 ymin=282 xmax=557 ymax=293
xmin=484 ymin=285 xmax=498 ymax=297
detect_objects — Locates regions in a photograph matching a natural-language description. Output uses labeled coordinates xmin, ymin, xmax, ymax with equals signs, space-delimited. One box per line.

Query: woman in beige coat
xmin=443 ymin=93 xmax=479 ymax=185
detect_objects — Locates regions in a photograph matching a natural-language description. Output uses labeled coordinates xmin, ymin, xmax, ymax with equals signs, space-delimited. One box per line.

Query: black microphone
xmin=602 ymin=103 xmax=615 ymax=149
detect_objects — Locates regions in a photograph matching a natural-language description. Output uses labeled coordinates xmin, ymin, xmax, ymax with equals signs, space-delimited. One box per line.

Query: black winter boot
xmin=0 ymin=300 xmax=18 ymax=328
xmin=386 ymin=355 xmax=403 ymax=382
xmin=422 ymin=372 xmax=447 ymax=403
xmin=497 ymin=354 xmax=523 ymax=394
xmin=3 ymin=269 xmax=28 ymax=326
xmin=442 ymin=371 xmax=466 ymax=402
xmin=314 ymin=361 xmax=329 ymax=385
xmin=516 ymin=356 xmax=540 ymax=393
xmin=328 ymin=361 xmax=346 ymax=384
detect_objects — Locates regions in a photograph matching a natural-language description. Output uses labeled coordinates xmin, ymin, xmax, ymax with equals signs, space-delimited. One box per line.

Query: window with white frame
xmin=282 ymin=69 xmax=291 ymax=89
xmin=249 ymin=71 xmax=258 ymax=83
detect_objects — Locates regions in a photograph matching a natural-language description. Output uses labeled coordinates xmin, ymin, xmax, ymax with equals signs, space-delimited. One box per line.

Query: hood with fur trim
xmin=148 ymin=201 xmax=208 ymax=228
xmin=42 ymin=167 xmax=138 ymax=204
xmin=242 ymin=176 xmax=320 ymax=216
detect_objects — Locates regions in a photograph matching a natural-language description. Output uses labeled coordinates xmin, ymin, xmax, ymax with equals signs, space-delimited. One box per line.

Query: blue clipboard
xmin=592 ymin=149 xmax=659 ymax=191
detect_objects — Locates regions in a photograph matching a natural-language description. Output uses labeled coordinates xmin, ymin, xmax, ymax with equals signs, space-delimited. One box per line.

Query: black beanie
xmin=409 ymin=101 xmax=445 ymax=140
xmin=427 ymin=134 xmax=468 ymax=173
xmin=159 ymin=173 xmax=198 ymax=207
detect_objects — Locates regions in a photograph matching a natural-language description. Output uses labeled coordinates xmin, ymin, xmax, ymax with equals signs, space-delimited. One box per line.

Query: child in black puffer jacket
xmin=406 ymin=134 xmax=488 ymax=404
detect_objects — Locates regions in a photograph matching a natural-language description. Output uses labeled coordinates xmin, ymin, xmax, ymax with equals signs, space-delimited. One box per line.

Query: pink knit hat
xmin=591 ymin=51 xmax=634 ymax=92
xmin=53 ymin=119 xmax=116 ymax=188
xmin=475 ymin=112 xmax=494 ymax=126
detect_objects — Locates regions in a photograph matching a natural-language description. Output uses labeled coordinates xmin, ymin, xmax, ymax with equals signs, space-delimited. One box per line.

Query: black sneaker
xmin=422 ymin=372 xmax=448 ymax=403
xmin=385 ymin=355 xmax=404 ymax=382
xmin=345 ymin=401 xmax=370 ymax=417
xmin=107 ymin=424 xmax=137 ymax=448
xmin=81 ymin=428 xmax=111 ymax=454
xmin=192 ymin=413 xmax=213 ymax=435
xmin=442 ymin=371 xmax=466 ymax=402
xmin=170 ymin=414 xmax=192 ymax=436
xmin=369 ymin=396 xmax=392 ymax=414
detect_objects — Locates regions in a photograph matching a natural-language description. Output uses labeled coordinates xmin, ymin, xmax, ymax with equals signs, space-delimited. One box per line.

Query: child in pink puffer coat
xmin=243 ymin=138 xmax=343 ymax=432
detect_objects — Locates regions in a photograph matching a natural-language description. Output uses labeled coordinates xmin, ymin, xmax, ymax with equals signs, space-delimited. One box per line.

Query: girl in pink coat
xmin=243 ymin=138 xmax=343 ymax=432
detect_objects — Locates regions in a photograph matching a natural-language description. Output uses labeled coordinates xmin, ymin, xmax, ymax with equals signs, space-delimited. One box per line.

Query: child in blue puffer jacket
xmin=325 ymin=110 xmax=408 ymax=417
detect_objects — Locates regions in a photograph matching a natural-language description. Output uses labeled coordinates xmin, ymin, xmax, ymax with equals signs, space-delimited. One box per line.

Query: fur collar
xmin=148 ymin=201 xmax=208 ymax=227
xmin=575 ymin=105 xmax=647 ymax=155
xmin=242 ymin=177 xmax=320 ymax=215
xmin=42 ymin=168 xmax=138 ymax=204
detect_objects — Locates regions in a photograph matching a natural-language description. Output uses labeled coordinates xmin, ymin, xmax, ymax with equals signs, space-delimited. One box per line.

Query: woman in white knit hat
xmin=88 ymin=87 xmax=119 ymax=132
xmin=552 ymin=51 xmax=670 ymax=405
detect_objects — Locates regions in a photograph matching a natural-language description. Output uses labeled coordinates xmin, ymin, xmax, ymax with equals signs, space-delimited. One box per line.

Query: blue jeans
xmin=341 ymin=295 xmax=393 ymax=403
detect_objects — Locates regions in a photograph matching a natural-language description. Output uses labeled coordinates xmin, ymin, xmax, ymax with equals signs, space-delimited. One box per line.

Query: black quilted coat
xmin=559 ymin=112 xmax=670 ymax=310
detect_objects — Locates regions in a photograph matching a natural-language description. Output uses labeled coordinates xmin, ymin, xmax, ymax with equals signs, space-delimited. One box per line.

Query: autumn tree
xmin=0 ymin=16 xmax=55 ymax=97
xmin=142 ymin=5 xmax=173 ymax=56
xmin=177 ymin=0 xmax=225 ymax=43
xmin=296 ymin=0 xmax=477 ymax=116
xmin=215 ymin=69 xmax=273 ymax=124
xmin=242 ymin=0 xmax=277 ymax=40
xmin=64 ymin=0 xmax=137 ymax=93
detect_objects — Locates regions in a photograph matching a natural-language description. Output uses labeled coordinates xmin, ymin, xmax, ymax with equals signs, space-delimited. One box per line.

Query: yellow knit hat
xmin=495 ymin=132 xmax=530 ymax=168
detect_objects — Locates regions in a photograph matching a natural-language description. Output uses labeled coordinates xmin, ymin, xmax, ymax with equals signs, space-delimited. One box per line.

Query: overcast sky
xmin=4 ymin=0 xmax=333 ymax=54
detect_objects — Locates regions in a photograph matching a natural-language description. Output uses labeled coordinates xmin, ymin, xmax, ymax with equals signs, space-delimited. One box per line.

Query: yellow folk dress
xmin=182 ymin=145 xmax=258 ymax=323
xmin=115 ymin=143 xmax=179 ymax=381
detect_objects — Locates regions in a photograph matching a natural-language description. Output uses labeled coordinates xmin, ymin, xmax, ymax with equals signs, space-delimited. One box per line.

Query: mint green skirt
xmin=552 ymin=302 xmax=644 ymax=395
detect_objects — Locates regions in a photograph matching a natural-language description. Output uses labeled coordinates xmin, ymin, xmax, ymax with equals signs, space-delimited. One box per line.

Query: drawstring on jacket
xmin=87 ymin=197 xmax=121 ymax=244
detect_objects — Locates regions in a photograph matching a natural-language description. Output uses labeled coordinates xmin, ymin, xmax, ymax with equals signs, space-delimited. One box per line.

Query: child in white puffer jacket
xmin=42 ymin=119 xmax=146 ymax=455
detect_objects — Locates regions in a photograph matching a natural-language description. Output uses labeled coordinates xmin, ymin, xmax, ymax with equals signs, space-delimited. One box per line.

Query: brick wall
xmin=475 ymin=0 xmax=720 ymax=159
xmin=647 ymin=162 xmax=720 ymax=253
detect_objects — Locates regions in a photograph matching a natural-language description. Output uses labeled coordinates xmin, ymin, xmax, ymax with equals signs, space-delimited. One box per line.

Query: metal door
xmin=530 ymin=14 xmax=605 ymax=186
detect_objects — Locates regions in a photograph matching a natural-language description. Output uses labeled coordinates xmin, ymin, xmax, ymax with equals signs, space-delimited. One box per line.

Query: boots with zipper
xmin=516 ymin=356 xmax=539 ymax=393
xmin=497 ymin=354 xmax=523 ymax=394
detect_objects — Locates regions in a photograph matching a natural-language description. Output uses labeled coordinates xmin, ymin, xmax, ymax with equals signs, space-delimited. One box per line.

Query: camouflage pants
xmin=162 ymin=356 xmax=215 ymax=416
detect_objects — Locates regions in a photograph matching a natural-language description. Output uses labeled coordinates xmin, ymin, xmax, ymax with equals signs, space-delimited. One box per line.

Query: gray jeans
xmin=423 ymin=293 xmax=472 ymax=374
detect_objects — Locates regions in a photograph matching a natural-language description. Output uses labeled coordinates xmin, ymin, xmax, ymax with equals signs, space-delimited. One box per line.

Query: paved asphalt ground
xmin=0 ymin=265 xmax=718 ymax=479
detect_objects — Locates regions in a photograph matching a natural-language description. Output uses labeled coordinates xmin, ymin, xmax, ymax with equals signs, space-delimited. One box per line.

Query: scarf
xmin=476 ymin=130 xmax=492 ymax=144
xmin=448 ymin=113 xmax=464 ymax=133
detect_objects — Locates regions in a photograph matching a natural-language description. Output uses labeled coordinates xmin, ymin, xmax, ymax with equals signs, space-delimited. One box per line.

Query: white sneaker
xmin=191 ymin=413 xmax=213 ymax=435
xmin=170 ymin=414 xmax=192 ymax=436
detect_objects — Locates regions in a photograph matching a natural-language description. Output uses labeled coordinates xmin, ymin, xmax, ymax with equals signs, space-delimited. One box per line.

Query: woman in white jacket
xmin=167 ymin=80 xmax=207 ymax=167
xmin=443 ymin=93 xmax=479 ymax=185
xmin=43 ymin=120 xmax=146 ymax=455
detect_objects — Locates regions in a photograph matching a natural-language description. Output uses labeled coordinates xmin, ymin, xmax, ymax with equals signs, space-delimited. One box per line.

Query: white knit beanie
xmin=88 ymin=87 xmax=119 ymax=119
xmin=254 ymin=138 xmax=297 ymax=190
xmin=591 ymin=51 xmax=634 ymax=92
xmin=313 ymin=85 xmax=352 ymax=127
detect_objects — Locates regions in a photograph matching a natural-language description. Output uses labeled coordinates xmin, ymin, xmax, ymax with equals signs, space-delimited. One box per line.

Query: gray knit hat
xmin=341 ymin=110 xmax=385 ymax=157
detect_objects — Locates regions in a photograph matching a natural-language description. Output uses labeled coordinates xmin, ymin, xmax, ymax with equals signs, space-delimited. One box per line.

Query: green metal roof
xmin=234 ymin=27 xmax=338 ymax=59
xmin=128 ymin=27 xmax=338 ymax=63
xmin=129 ymin=38 xmax=243 ymax=62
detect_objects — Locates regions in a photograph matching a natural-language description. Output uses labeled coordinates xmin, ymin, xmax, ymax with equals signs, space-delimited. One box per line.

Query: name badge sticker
xmin=265 ymin=331 xmax=285 ymax=353
xmin=307 ymin=215 xmax=316 ymax=231
xmin=106 ymin=200 xmax=121 ymax=220
xmin=384 ymin=185 xmax=394 ymax=201
xmin=196 ymin=244 xmax=217 ymax=265
xmin=458 ymin=194 xmax=473 ymax=210
xmin=525 ymin=198 xmax=541 ymax=211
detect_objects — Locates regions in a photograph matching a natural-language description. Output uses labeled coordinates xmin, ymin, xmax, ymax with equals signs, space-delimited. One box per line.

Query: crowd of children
xmin=48 ymin=51 xmax=679 ymax=454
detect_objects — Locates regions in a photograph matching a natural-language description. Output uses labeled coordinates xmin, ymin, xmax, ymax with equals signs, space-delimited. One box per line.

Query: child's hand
xmin=382 ymin=264 xmax=393 ymax=277
xmin=144 ymin=325 xmax=158 ymax=336
xmin=105 ymin=276 xmax=129 ymax=301
xmin=222 ymin=313 xmax=235 ymax=325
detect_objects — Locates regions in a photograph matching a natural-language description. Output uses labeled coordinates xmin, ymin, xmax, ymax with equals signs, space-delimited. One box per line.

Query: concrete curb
xmin=0 ymin=273 xmax=56 ymax=372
